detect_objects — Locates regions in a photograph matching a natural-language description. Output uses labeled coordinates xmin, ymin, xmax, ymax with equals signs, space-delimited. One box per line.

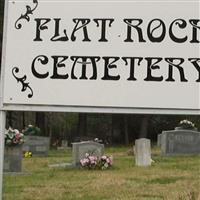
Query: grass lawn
xmin=3 ymin=146 xmax=200 ymax=200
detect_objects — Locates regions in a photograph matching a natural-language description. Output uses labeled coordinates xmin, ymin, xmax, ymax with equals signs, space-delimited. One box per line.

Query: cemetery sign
xmin=1 ymin=0 xmax=200 ymax=113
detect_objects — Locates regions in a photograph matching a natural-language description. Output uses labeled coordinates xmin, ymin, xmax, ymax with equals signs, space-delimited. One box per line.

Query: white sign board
xmin=1 ymin=0 xmax=200 ymax=113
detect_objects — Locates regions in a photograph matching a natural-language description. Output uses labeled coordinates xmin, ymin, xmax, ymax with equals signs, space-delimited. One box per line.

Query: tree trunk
xmin=35 ymin=112 xmax=45 ymax=135
xmin=110 ymin=114 xmax=114 ymax=145
xmin=77 ymin=113 xmax=87 ymax=137
xmin=22 ymin=112 xmax=25 ymax=128
xmin=124 ymin=115 xmax=129 ymax=145
xmin=139 ymin=115 xmax=149 ymax=138
xmin=7 ymin=111 xmax=13 ymax=127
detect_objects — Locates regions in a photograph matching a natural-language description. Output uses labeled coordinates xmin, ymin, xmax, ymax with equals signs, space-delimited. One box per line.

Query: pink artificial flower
xmin=80 ymin=158 xmax=90 ymax=167
xmin=89 ymin=156 xmax=97 ymax=162
xmin=109 ymin=156 xmax=113 ymax=165
xmin=106 ymin=158 xmax=110 ymax=164
xmin=80 ymin=159 xmax=86 ymax=166
xmin=12 ymin=138 xmax=18 ymax=144
xmin=14 ymin=129 xmax=20 ymax=135
xmin=15 ymin=133 xmax=21 ymax=140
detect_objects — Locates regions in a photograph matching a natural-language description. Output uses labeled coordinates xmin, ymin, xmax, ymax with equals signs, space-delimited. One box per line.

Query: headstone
xmin=135 ymin=138 xmax=151 ymax=167
xmin=57 ymin=140 xmax=69 ymax=150
xmin=23 ymin=136 xmax=50 ymax=156
xmin=61 ymin=140 xmax=68 ymax=148
xmin=157 ymin=134 xmax=162 ymax=147
xmin=72 ymin=141 xmax=104 ymax=167
xmin=4 ymin=146 xmax=22 ymax=172
xmin=161 ymin=130 xmax=200 ymax=155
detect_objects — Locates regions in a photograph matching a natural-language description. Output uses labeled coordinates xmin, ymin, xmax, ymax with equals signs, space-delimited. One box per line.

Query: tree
xmin=77 ymin=113 xmax=87 ymax=137
xmin=35 ymin=112 xmax=46 ymax=135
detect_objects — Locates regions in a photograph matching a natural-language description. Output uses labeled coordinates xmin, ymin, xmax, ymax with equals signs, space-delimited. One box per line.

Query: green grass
xmin=3 ymin=146 xmax=200 ymax=200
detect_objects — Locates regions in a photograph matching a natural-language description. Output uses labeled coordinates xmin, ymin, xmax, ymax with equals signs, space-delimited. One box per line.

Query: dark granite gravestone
xmin=161 ymin=130 xmax=200 ymax=155
xmin=4 ymin=146 xmax=22 ymax=172
xmin=23 ymin=136 xmax=50 ymax=156
xmin=72 ymin=141 xmax=104 ymax=167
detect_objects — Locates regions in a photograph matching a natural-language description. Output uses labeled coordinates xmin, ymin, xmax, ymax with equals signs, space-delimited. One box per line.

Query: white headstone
xmin=135 ymin=138 xmax=151 ymax=167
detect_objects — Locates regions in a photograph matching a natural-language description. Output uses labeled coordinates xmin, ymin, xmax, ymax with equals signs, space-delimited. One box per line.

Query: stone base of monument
xmin=4 ymin=146 xmax=23 ymax=173
xmin=161 ymin=130 xmax=200 ymax=155
xmin=23 ymin=136 xmax=50 ymax=156
xmin=135 ymin=138 xmax=151 ymax=167
xmin=48 ymin=162 xmax=73 ymax=169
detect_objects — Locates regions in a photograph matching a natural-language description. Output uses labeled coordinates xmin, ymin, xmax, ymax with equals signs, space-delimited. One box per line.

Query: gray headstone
xmin=135 ymin=138 xmax=151 ymax=167
xmin=4 ymin=146 xmax=23 ymax=172
xmin=157 ymin=134 xmax=162 ymax=147
xmin=161 ymin=130 xmax=200 ymax=155
xmin=61 ymin=140 xmax=68 ymax=147
xmin=72 ymin=141 xmax=104 ymax=167
xmin=23 ymin=136 xmax=50 ymax=156
xmin=57 ymin=140 xmax=69 ymax=150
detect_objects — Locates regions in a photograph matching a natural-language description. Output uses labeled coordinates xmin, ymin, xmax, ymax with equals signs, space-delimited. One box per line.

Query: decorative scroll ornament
xmin=15 ymin=0 xmax=38 ymax=29
xmin=12 ymin=67 xmax=33 ymax=98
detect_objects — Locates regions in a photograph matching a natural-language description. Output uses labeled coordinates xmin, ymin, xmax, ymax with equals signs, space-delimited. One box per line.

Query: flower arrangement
xmin=178 ymin=119 xmax=195 ymax=130
xmin=24 ymin=151 xmax=32 ymax=158
xmin=80 ymin=153 xmax=98 ymax=169
xmin=80 ymin=153 xmax=113 ymax=170
xmin=5 ymin=127 xmax=24 ymax=146
xmin=98 ymin=155 xmax=113 ymax=170
xmin=22 ymin=124 xmax=41 ymax=136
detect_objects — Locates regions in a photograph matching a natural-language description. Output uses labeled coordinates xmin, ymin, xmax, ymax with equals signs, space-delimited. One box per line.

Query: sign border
xmin=0 ymin=2 xmax=200 ymax=200
xmin=1 ymin=104 xmax=200 ymax=115
xmin=1 ymin=0 xmax=200 ymax=115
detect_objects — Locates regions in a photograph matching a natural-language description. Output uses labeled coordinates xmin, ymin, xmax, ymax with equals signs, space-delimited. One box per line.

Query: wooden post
xmin=0 ymin=111 xmax=6 ymax=200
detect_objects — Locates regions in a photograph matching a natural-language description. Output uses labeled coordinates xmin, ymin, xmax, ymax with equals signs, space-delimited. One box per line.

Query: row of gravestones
xmin=4 ymin=138 xmax=152 ymax=173
xmin=74 ymin=129 xmax=200 ymax=168
xmin=49 ymin=139 xmax=152 ymax=168
xmin=73 ymin=128 xmax=200 ymax=168
xmin=4 ymin=128 xmax=200 ymax=172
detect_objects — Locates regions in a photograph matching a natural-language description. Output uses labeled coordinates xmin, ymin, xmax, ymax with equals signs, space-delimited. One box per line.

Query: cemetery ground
xmin=3 ymin=146 xmax=200 ymax=200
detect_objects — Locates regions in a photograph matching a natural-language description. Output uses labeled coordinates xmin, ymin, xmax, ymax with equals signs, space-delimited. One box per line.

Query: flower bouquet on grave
xmin=80 ymin=153 xmax=98 ymax=169
xmin=98 ymin=155 xmax=113 ymax=170
xmin=5 ymin=127 xmax=24 ymax=146
xmin=4 ymin=127 xmax=24 ymax=172
xmin=176 ymin=119 xmax=197 ymax=131
xmin=80 ymin=153 xmax=113 ymax=170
